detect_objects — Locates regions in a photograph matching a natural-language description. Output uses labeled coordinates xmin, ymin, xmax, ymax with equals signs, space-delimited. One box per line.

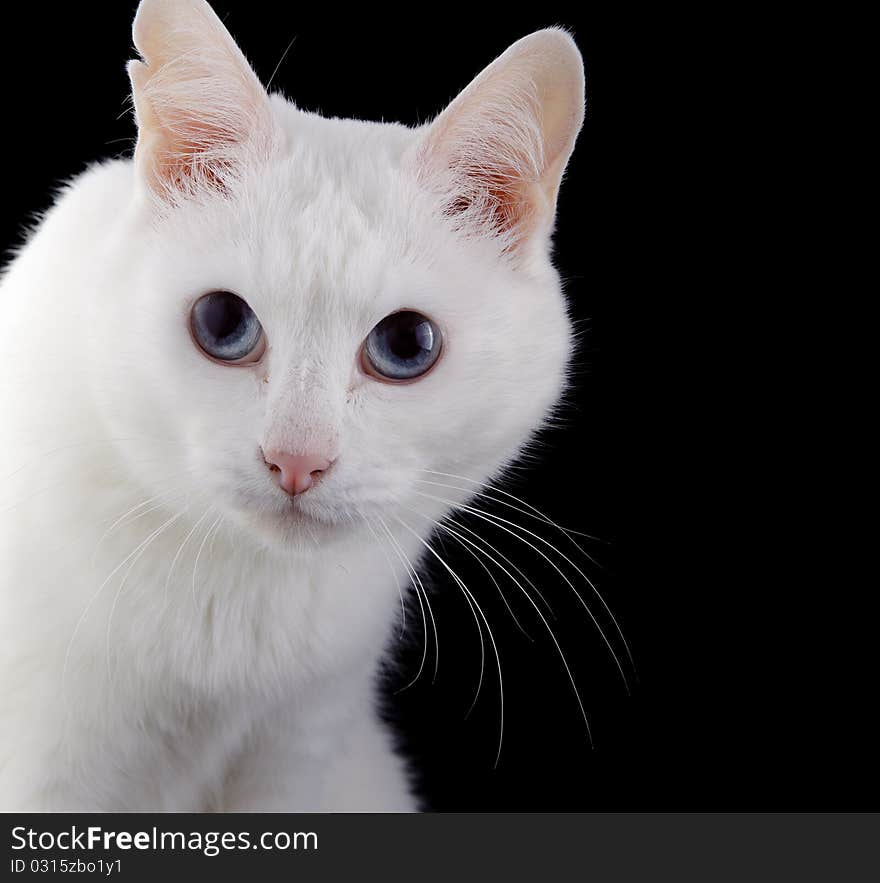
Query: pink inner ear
xmin=422 ymin=101 xmax=546 ymax=248
xmin=444 ymin=160 xmax=536 ymax=242
xmin=129 ymin=0 xmax=274 ymax=200
xmin=150 ymin=114 xmax=240 ymax=195
xmin=414 ymin=29 xmax=585 ymax=252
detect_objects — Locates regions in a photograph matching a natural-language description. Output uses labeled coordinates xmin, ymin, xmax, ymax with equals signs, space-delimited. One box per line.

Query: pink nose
xmin=263 ymin=450 xmax=332 ymax=496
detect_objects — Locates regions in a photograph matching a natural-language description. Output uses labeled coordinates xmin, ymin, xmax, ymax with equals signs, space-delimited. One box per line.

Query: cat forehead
xmin=148 ymin=185 xmax=467 ymax=342
xmin=149 ymin=103 xmax=469 ymax=315
xmin=271 ymin=96 xmax=418 ymax=171
xmin=249 ymin=99 xmax=423 ymax=227
xmin=166 ymin=108 xmax=429 ymax=248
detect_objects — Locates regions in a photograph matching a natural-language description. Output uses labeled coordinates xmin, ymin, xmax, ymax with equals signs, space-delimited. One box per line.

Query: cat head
xmin=101 ymin=0 xmax=584 ymax=550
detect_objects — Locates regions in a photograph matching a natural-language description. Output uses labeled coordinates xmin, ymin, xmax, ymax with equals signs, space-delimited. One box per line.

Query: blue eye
xmin=191 ymin=292 xmax=265 ymax=364
xmin=363 ymin=311 xmax=442 ymax=382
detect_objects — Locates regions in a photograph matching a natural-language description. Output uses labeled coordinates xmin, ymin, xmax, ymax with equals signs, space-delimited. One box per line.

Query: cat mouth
xmin=278 ymin=500 xmax=323 ymax=525
xmin=239 ymin=491 xmax=340 ymax=541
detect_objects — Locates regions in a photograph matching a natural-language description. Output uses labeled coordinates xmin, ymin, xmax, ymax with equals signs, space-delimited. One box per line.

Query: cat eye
xmin=362 ymin=310 xmax=442 ymax=382
xmin=190 ymin=291 xmax=266 ymax=365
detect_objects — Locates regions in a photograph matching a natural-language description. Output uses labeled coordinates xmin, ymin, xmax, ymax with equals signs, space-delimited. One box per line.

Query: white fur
xmin=0 ymin=0 xmax=583 ymax=811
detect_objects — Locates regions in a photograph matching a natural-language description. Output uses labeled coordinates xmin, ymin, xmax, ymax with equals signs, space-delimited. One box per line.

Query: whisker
xmin=162 ymin=506 xmax=214 ymax=611
xmin=266 ymin=34 xmax=297 ymax=91
xmin=91 ymin=481 xmax=193 ymax=568
xmin=417 ymin=468 xmax=605 ymax=543
xmin=402 ymin=499 xmax=593 ymax=747
xmin=209 ymin=514 xmax=224 ymax=559
xmin=393 ymin=514 xmax=505 ymax=768
xmin=62 ymin=505 xmax=188 ymax=695
xmin=437 ymin=509 xmax=556 ymax=618
xmin=364 ymin=518 xmax=408 ymax=637
xmin=376 ymin=516 xmax=437 ymax=689
xmin=104 ymin=509 xmax=185 ymax=687
xmin=192 ymin=511 xmax=223 ymax=612
xmin=414 ymin=475 xmax=606 ymax=575
xmin=415 ymin=489 xmax=634 ymax=692
xmin=399 ymin=502 xmax=532 ymax=640
xmin=399 ymin=520 xmax=485 ymax=711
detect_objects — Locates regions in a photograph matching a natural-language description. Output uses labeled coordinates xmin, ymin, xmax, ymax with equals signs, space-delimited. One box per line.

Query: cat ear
xmin=414 ymin=29 xmax=584 ymax=254
xmin=128 ymin=0 xmax=275 ymax=199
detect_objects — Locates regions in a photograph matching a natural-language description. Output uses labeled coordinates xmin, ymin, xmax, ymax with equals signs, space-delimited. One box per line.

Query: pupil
xmin=388 ymin=314 xmax=431 ymax=359
xmin=204 ymin=294 xmax=244 ymax=340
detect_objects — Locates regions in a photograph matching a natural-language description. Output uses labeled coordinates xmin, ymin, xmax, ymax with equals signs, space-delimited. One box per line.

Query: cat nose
xmin=262 ymin=450 xmax=332 ymax=496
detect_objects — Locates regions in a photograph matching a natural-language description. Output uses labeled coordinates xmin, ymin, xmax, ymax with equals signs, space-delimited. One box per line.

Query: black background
xmin=1 ymin=2 xmax=874 ymax=812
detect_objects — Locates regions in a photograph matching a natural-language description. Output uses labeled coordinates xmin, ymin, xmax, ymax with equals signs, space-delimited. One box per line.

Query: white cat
xmin=0 ymin=0 xmax=584 ymax=811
